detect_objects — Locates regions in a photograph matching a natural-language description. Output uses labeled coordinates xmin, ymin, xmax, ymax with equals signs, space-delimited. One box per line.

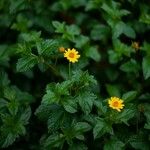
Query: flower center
xmin=113 ymin=101 xmax=119 ymax=107
xmin=69 ymin=52 xmax=75 ymax=58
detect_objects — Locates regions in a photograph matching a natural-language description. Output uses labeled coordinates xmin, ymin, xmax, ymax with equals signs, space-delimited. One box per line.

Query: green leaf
xmin=4 ymin=87 xmax=16 ymax=101
xmin=69 ymin=143 xmax=87 ymax=150
xmin=42 ymin=89 xmax=57 ymax=104
xmin=101 ymin=2 xmax=130 ymax=19
xmin=37 ymin=39 xmax=59 ymax=56
xmin=35 ymin=104 xmax=55 ymax=121
xmin=20 ymin=31 xmax=41 ymax=42
xmin=66 ymin=24 xmax=80 ymax=36
xmin=104 ymin=138 xmax=124 ymax=150
xmin=106 ymin=84 xmax=121 ymax=97
xmin=63 ymin=97 xmax=77 ymax=113
xmin=47 ymin=106 xmax=71 ymax=132
xmin=9 ymin=0 xmax=25 ymax=14
xmin=0 ymin=45 xmax=10 ymax=66
xmin=129 ymin=134 xmax=150 ymax=150
xmin=20 ymin=107 xmax=31 ymax=125
xmin=42 ymin=82 xmax=70 ymax=104
xmin=7 ymin=100 xmax=19 ymax=116
xmin=47 ymin=108 xmax=64 ymax=131
xmin=0 ymin=113 xmax=28 ymax=148
xmin=120 ymin=59 xmax=140 ymax=73
xmin=143 ymin=104 xmax=150 ymax=129
xmin=122 ymin=91 xmax=137 ymax=102
xmin=114 ymin=40 xmax=133 ymax=57
xmin=0 ymin=71 xmax=10 ymax=88
xmin=43 ymin=133 xmax=65 ymax=149
xmin=71 ymin=70 xmax=97 ymax=87
xmin=74 ymin=35 xmax=89 ymax=48
xmin=94 ymin=100 xmax=107 ymax=114
xmin=108 ymin=50 xmax=122 ymax=64
xmin=93 ymin=118 xmax=112 ymax=139
xmin=140 ymin=13 xmax=150 ymax=24
xmin=142 ymin=42 xmax=150 ymax=55
xmin=0 ymin=99 xmax=8 ymax=109
xmin=1 ymin=133 xmax=17 ymax=148
xmin=52 ymin=21 xmax=66 ymax=33
xmin=85 ymin=46 xmax=101 ymax=62
xmin=74 ymin=122 xmax=91 ymax=133
xmin=114 ymin=105 xmax=136 ymax=124
xmin=142 ymin=56 xmax=150 ymax=80
xmin=16 ymin=55 xmax=38 ymax=72
xmin=91 ymin=24 xmax=110 ymax=41
xmin=77 ymin=91 xmax=96 ymax=115
xmin=113 ymin=21 xmax=135 ymax=39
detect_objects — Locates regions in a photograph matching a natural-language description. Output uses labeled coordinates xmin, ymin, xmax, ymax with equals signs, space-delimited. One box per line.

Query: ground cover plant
xmin=0 ymin=0 xmax=150 ymax=149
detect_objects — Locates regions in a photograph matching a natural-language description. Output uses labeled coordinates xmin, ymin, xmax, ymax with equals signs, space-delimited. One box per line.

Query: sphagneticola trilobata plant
xmin=0 ymin=0 xmax=150 ymax=149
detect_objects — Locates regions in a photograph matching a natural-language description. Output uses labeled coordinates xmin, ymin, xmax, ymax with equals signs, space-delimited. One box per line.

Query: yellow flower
xmin=132 ymin=42 xmax=140 ymax=50
xmin=108 ymin=97 xmax=124 ymax=112
xmin=64 ymin=48 xmax=80 ymax=63
xmin=59 ymin=47 xmax=65 ymax=53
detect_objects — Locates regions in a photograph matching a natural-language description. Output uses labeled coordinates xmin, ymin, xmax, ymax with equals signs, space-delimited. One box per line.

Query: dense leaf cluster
xmin=0 ymin=0 xmax=150 ymax=149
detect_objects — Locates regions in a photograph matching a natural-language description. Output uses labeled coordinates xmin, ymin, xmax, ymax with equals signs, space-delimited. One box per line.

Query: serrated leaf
xmin=85 ymin=46 xmax=101 ymax=62
xmin=7 ymin=100 xmax=19 ymax=116
xmin=104 ymin=138 xmax=124 ymax=150
xmin=4 ymin=87 xmax=16 ymax=101
xmin=47 ymin=106 xmax=71 ymax=132
xmin=43 ymin=133 xmax=65 ymax=149
xmin=20 ymin=107 xmax=31 ymax=125
xmin=142 ymin=56 xmax=150 ymax=80
xmin=77 ymin=91 xmax=96 ymax=115
xmin=91 ymin=24 xmax=110 ymax=41
xmin=1 ymin=133 xmax=17 ymax=148
xmin=63 ymin=97 xmax=77 ymax=113
xmin=48 ymin=109 xmax=64 ymax=131
xmin=20 ymin=31 xmax=41 ymax=42
xmin=74 ymin=122 xmax=91 ymax=133
xmin=16 ymin=56 xmax=38 ymax=72
xmin=140 ymin=13 xmax=150 ymax=24
xmin=66 ymin=24 xmax=80 ymax=36
xmin=0 ymin=98 xmax=8 ymax=109
xmin=113 ymin=22 xmax=135 ymax=39
xmin=37 ymin=39 xmax=59 ymax=56
xmin=120 ymin=59 xmax=140 ymax=73
xmin=93 ymin=118 xmax=112 ymax=139
xmin=52 ymin=21 xmax=65 ymax=33
xmin=114 ymin=105 xmax=136 ymax=124
xmin=42 ymin=82 xmax=70 ymax=104
xmin=129 ymin=134 xmax=150 ymax=150
xmin=0 ymin=71 xmax=10 ymax=87
xmin=108 ymin=50 xmax=121 ymax=64
xmin=74 ymin=35 xmax=89 ymax=48
xmin=122 ymin=91 xmax=137 ymax=102
xmin=106 ymin=84 xmax=121 ymax=97
xmin=35 ymin=104 xmax=58 ymax=121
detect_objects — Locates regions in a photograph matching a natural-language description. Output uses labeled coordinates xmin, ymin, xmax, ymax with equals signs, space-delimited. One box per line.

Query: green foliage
xmin=0 ymin=0 xmax=150 ymax=149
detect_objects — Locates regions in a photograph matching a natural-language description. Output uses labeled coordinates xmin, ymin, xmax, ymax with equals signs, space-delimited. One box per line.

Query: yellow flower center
xmin=112 ymin=101 xmax=119 ymax=107
xmin=108 ymin=97 xmax=124 ymax=112
xmin=64 ymin=48 xmax=80 ymax=63
xmin=69 ymin=52 xmax=75 ymax=58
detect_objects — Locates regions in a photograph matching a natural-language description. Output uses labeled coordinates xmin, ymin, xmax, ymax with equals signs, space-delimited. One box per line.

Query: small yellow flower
xmin=64 ymin=48 xmax=80 ymax=63
xmin=59 ymin=47 xmax=65 ymax=53
xmin=132 ymin=42 xmax=140 ymax=50
xmin=108 ymin=97 xmax=124 ymax=112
